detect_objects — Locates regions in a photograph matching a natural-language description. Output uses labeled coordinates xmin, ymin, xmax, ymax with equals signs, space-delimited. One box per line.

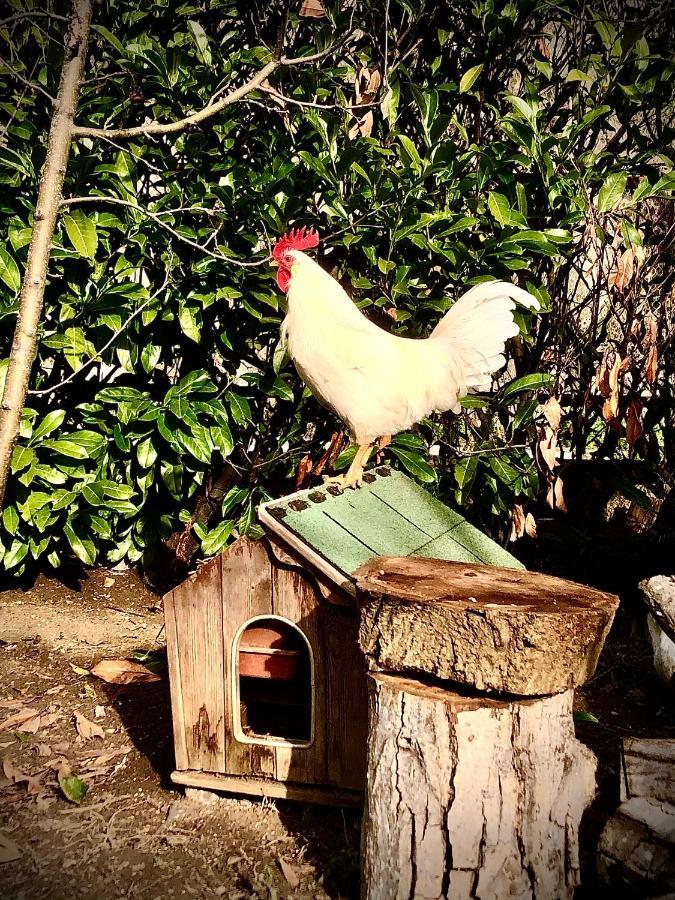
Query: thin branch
xmin=28 ymin=276 xmax=169 ymax=398
xmin=258 ymin=84 xmax=377 ymax=112
xmin=71 ymin=44 xmax=347 ymax=140
xmin=59 ymin=195 xmax=268 ymax=267
xmin=0 ymin=11 xmax=69 ymax=28
xmin=0 ymin=56 xmax=56 ymax=104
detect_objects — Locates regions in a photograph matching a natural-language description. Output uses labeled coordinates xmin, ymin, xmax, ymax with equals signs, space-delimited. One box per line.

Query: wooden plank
xmin=415 ymin=532 xmax=481 ymax=564
xmin=324 ymin=489 xmax=429 ymax=556
xmin=271 ymin=562 xmax=328 ymax=785
xmin=450 ymin=521 xmax=524 ymax=569
xmin=170 ymin=555 xmax=226 ymax=772
xmin=171 ymin=769 xmax=363 ymax=808
xmin=163 ymin=589 xmax=188 ymax=770
xmin=283 ymin=504 xmax=374 ymax=576
xmin=370 ymin=472 xmax=465 ymax=538
xmin=324 ymin=603 xmax=368 ymax=790
xmin=221 ymin=538 xmax=275 ymax=778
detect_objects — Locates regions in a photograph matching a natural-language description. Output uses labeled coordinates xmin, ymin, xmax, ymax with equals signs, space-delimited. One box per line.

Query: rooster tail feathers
xmin=431 ymin=280 xmax=539 ymax=406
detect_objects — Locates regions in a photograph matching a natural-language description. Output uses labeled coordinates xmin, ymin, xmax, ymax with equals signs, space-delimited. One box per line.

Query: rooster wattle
xmin=273 ymin=227 xmax=539 ymax=489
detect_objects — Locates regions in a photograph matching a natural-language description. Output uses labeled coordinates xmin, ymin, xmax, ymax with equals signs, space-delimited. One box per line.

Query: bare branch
xmin=59 ymin=195 xmax=269 ymax=267
xmin=71 ymin=43 xmax=347 ymax=141
xmin=0 ymin=11 xmax=69 ymax=28
xmin=0 ymin=56 xmax=56 ymax=104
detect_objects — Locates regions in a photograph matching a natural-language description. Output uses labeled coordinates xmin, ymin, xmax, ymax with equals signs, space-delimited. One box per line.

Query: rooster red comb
xmin=272 ymin=226 xmax=320 ymax=261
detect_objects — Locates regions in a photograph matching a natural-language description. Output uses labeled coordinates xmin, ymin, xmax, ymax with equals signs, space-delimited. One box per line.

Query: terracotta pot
xmin=239 ymin=624 xmax=302 ymax=680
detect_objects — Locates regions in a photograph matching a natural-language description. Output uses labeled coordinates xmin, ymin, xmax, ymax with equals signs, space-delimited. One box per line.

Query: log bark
xmin=361 ymin=673 xmax=597 ymax=900
xmin=355 ymin=557 xmax=618 ymax=696
xmin=0 ymin=0 xmax=93 ymax=507
xmin=640 ymin=576 xmax=675 ymax=644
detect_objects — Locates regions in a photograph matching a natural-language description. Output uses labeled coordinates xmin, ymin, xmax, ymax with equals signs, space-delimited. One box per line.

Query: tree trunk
xmin=0 ymin=0 xmax=93 ymax=507
xmin=361 ymin=673 xmax=597 ymax=900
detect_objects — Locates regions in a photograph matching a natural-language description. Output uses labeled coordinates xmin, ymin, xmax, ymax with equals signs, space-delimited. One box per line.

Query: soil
xmin=0 ymin=569 xmax=360 ymax=900
xmin=0 ymin=566 xmax=673 ymax=900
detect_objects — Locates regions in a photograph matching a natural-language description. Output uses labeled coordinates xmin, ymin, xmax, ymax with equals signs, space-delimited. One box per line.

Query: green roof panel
xmin=258 ymin=466 xmax=524 ymax=585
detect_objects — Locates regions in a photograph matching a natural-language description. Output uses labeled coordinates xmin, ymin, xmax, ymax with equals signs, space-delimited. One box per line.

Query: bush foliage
xmin=0 ymin=0 xmax=673 ymax=574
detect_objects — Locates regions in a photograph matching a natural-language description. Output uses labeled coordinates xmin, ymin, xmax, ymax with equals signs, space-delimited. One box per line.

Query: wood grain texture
xmin=171 ymin=769 xmax=363 ymax=808
xmin=221 ymin=538 xmax=275 ymax=778
xmin=361 ymin=673 xmax=596 ymax=900
xmin=622 ymin=738 xmax=675 ymax=806
xmin=163 ymin=588 xmax=188 ymax=770
xmin=598 ymin=797 xmax=675 ymax=889
xmin=355 ymin=556 xmax=619 ymax=696
xmin=168 ymin=555 xmax=225 ymax=772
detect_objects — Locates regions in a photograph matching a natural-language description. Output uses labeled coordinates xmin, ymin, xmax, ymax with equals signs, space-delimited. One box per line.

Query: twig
xmin=71 ymin=45 xmax=343 ymax=140
xmin=0 ymin=56 xmax=56 ymax=104
xmin=58 ymin=195 xmax=268 ymax=266
xmin=28 ymin=269 xmax=171 ymax=397
xmin=0 ymin=11 xmax=69 ymax=28
xmin=258 ymin=84 xmax=376 ymax=112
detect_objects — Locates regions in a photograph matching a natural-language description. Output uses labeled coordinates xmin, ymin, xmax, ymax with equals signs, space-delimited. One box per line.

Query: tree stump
xmin=355 ymin=558 xmax=619 ymax=900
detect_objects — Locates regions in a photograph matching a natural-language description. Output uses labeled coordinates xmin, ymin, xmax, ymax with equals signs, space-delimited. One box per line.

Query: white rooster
xmin=273 ymin=227 xmax=539 ymax=489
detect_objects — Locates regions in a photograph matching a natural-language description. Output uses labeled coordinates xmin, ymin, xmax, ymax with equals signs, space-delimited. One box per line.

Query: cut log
xmin=622 ymin=738 xmax=675 ymax=806
xmin=640 ymin=575 xmax=675 ymax=644
xmin=361 ymin=673 xmax=597 ymax=900
xmin=355 ymin=557 xmax=618 ymax=696
xmin=597 ymin=797 xmax=675 ymax=890
xmin=647 ymin=615 xmax=675 ymax=690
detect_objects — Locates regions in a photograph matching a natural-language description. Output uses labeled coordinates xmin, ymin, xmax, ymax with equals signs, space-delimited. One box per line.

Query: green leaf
xmin=487 ymin=193 xmax=526 ymax=228
xmin=2 ymin=506 xmax=19 ymax=535
xmin=397 ymin=135 xmax=422 ymax=172
xmin=201 ymin=519 xmax=234 ymax=556
xmin=62 ymin=210 xmax=98 ymax=260
xmin=390 ymin=447 xmax=437 ymax=483
xmin=92 ymin=24 xmax=126 ymax=55
xmin=58 ymin=772 xmax=88 ymax=804
xmin=574 ymin=710 xmax=599 ymax=725
xmin=137 ymin=437 xmax=157 ymax=468
xmin=64 ymin=521 xmax=97 ymax=566
xmin=459 ymin=63 xmax=483 ymax=94
xmin=10 ymin=445 xmax=35 ymax=473
xmin=227 ymin=392 xmax=252 ymax=426
xmin=597 ymin=173 xmax=627 ymax=213
xmin=0 ymin=246 xmax=21 ymax=292
xmin=502 ymin=373 xmax=555 ymax=400
xmin=188 ymin=20 xmax=212 ymax=66
xmin=454 ymin=455 xmax=478 ymax=490
xmin=3 ymin=539 xmax=28 ymax=570
xmin=30 ymin=410 xmax=66 ymax=443
xmin=43 ymin=440 xmax=90 ymax=460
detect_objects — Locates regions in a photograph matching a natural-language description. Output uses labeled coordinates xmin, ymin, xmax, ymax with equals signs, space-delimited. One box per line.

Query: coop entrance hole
xmin=233 ymin=616 xmax=314 ymax=747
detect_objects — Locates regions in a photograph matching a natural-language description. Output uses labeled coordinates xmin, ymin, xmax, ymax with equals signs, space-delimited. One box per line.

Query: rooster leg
xmin=378 ymin=435 xmax=391 ymax=449
xmin=324 ymin=443 xmax=372 ymax=491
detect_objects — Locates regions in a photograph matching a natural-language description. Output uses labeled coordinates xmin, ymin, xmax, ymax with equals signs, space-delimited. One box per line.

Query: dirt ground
xmin=0 ymin=569 xmax=360 ymax=900
xmin=0 ymin=566 xmax=673 ymax=900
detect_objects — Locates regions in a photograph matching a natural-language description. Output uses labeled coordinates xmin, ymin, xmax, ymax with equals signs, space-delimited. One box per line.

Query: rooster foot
xmin=323 ymin=443 xmax=372 ymax=491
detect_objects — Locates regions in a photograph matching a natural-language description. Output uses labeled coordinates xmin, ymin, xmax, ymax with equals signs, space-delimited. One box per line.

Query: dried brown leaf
xmin=541 ymin=396 xmax=562 ymax=432
xmin=0 ymin=708 xmax=40 ymax=732
xmin=0 ymin=832 xmax=21 ymax=863
xmin=595 ymin=349 xmax=610 ymax=398
xmin=509 ymin=504 xmax=526 ymax=542
xmin=602 ymin=395 xmax=618 ymax=422
xmin=74 ymin=712 xmax=105 ymax=741
xmin=546 ymin=476 xmax=567 ymax=512
xmin=524 ymin=512 xmax=537 ymax=538
xmin=299 ymin=0 xmax=325 ymax=17
xmin=626 ymin=398 xmax=644 ymax=445
xmin=609 ymin=248 xmax=635 ymax=292
xmin=90 ymin=659 xmax=160 ymax=686
xmin=645 ymin=343 xmax=658 ymax=385
xmin=295 ymin=455 xmax=313 ymax=491
xmin=537 ymin=426 xmax=558 ymax=472
xmin=279 ymin=858 xmax=301 ymax=890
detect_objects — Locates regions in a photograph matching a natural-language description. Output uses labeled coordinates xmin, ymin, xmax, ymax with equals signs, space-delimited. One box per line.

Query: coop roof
xmin=258 ymin=466 xmax=523 ymax=594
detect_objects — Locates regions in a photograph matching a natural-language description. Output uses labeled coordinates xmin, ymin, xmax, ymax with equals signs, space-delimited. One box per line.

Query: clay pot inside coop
xmin=236 ymin=618 xmax=313 ymax=746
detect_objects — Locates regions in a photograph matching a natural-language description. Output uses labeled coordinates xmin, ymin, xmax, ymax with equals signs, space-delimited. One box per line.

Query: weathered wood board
xmin=258 ymin=466 xmax=522 ymax=593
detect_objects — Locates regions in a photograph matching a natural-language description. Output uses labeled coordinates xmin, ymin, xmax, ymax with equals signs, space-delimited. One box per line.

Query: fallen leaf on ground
xmin=103 ymin=577 xmax=115 ymax=588
xmin=0 ymin=708 xmax=39 ymax=732
xmin=74 ymin=712 xmax=104 ymax=741
xmin=279 ymin=857 xmax=301 ymax=890
xmin=0 ymin=831 xmax=20 ymax=863
xmin=69 ymin=664 xmax=90 ymax=677
xmin=90 ymin=659 xmax=160 ymax=685
xmin=94 ymin=705 xmax=105 ymax=719
xmin=58 ymin=768 xmax=88 ymax=805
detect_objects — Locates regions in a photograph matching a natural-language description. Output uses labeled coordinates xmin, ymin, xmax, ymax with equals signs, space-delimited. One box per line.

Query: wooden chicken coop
xmin=164 ymin=466 xmax=522 ymax=806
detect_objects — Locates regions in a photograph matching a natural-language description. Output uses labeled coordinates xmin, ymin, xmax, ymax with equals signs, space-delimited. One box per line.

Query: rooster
xmin=273 ymin=227 xmax=539 ymax=489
